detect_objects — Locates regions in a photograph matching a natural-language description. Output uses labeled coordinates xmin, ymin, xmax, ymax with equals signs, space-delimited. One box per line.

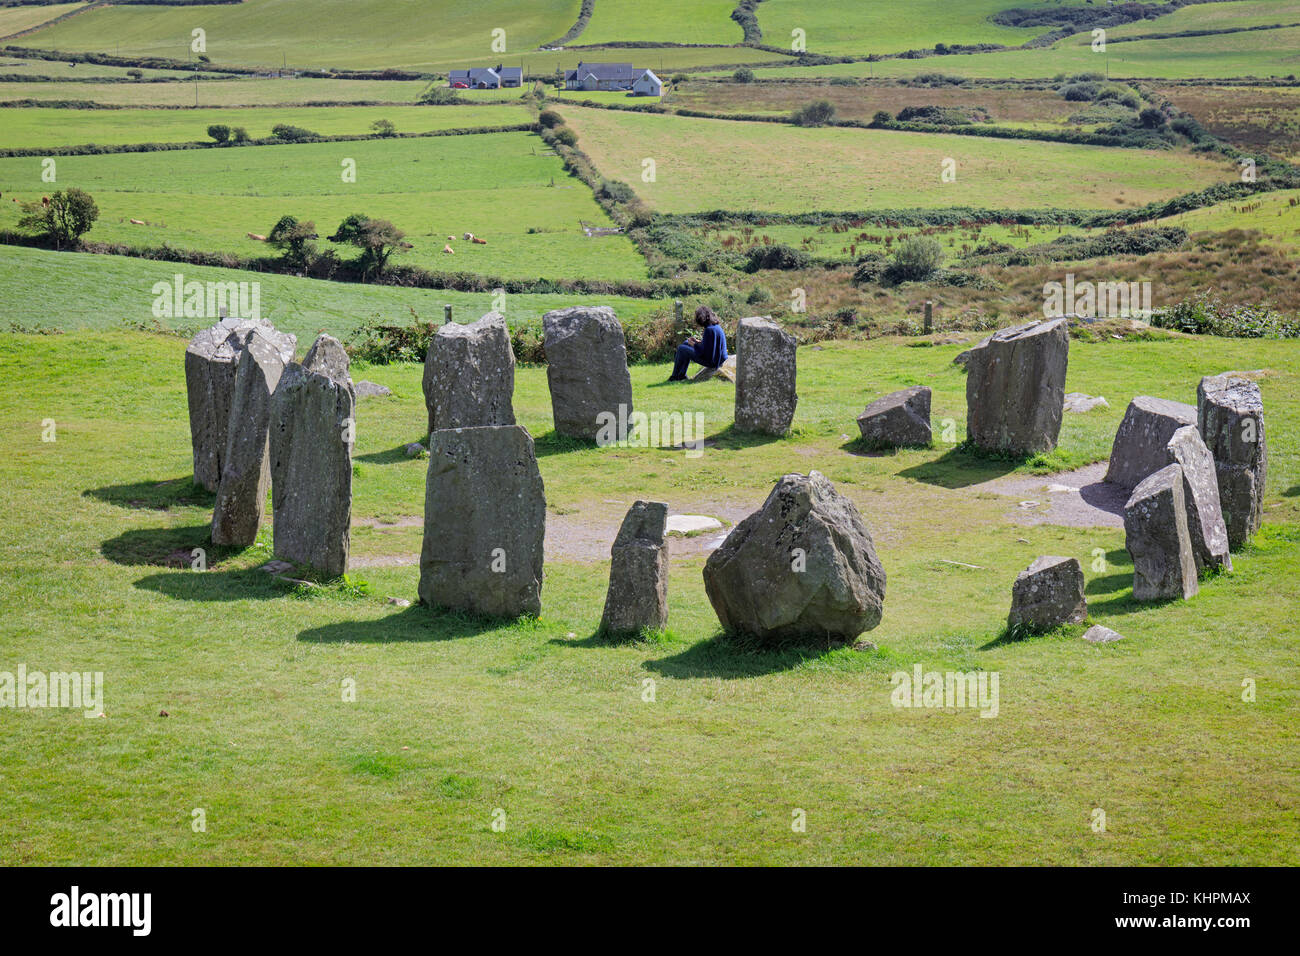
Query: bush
xmin=870 ymin=110 xmax=893 ymax=126
xmin=745 ymin=243 xmax=810 ymax=272
xmin=1138 ymin=106 xmax=1166 ymax=129
xmin=271 ymin=124 xmax=318 ymax=142
xmin=791 ymin=100 xmax=835 ymax=127
xmin=418 ymin=85 xmax=461 ymax=104
xmin=538 ymin=109 xmax=563 ymax=129
xmin=552 ymin=126 xmax=578 ymax=147
xmin=231 ymin=127 xmax=249 ymax=143
xmin=733 ymin=67 xmax=754 ymax=83
xmin=1152 ymin=291 xmax=1299 ymax=338
xmin=18 ymin=187 xmax=98 ymax=248
xmin=267 ymin=214 xmax=318 ymax=270
xmin=597 ymin=179 xmax=636 ymax=203
xmin=206 ymin=124 xmax=230 ymax=144
xmin=746 ymin=285 xmax=773 ymax=304
xmin=852 ymin=255 xmax=886 ymax=285
xmin=888 ymin=237 xmax=943 ymax=282
xmin=370 ymin=119 xmax=396 ymax=137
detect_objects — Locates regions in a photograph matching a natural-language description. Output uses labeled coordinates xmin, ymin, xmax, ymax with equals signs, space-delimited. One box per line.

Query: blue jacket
xmin=693 ymin=323 xmax=728 ymax=369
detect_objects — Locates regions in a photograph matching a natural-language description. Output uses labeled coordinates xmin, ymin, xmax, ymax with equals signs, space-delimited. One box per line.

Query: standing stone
xmin=734 ymin=316 xmax=797 ymax=436
xmin=1104 ymin=396 xmax=1198 ymax=488
xmin=421 ymin=311 xmax=515 ymax=436
xmin=1124 ymin=463 xmax=1198 ymax=602
xmin=1007 ymin=555 xmax=1087 ymax=634
xmin=856 ymin=386 xmax=931 ymax=448
xmin=419 ymin=425 xmax=545 ymax=618
xmin=1165 ymin=425 xmax=1231 ymax=572
xmin=599 ymin=500 xmax=669 ymax=637
xmin=185 ymin=317 xmax=295 ymax=491
xmin=964 ymin=318 xmax=1068 ymax=456
xmin=542 ymin=306 xmax=632 ymax=440
xmin=211 ymin=330 xmax=286 ymax=547
xmin=703 ymin=471 xmax=885 ymax=644
xmin=269 ymin=334 xmax=355 ymax=578
xmin=1198 ymin=373 xmax=1267 ymax=549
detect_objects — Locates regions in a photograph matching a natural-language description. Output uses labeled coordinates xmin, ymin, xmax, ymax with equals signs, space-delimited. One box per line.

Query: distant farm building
xmin=448 ymin=64 xmax=523 ymax=89
xmin=564 ymin=61 xmax=637 ymax=92
xmin=632 ymin=69 xmax=662 ymax=97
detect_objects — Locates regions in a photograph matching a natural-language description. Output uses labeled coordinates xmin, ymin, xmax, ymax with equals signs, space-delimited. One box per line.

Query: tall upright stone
xmin=269 ymin=334 xmax=355 ymax=577
xmin=185 ymin=317 xmax=295 ymax=491
xmin=1165 ymin=425 xmax=1231 ymax=572
xmin=211 ymin=329 xmax=286 ymax=547
xmin=703 ymin=471 xmax=885 ymax=645
xmin=964 ymin=318 xmax=1068 ymax=455
xmin=420 ymin=425 xmax=545 ymax=618
xmin=1104 ymin=396 xmax=1198 ymax=489
xmin=421 ymin=311 xmax=516 ymax=436
xmin=734 ymin=316 xmax=797 ymax=436
xmin=1198 ymin=373 xmax=1267 ymax=549
xmin=600 ymin=500 xmax=669 ymax=637
xmin=1124 ymin=463 xmax=1198 ymax=602
xmin=542 ymin=306 xmax=632 ymax=440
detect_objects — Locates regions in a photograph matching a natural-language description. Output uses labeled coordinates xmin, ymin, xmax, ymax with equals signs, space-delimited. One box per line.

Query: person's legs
xmin=669 ymin=343 xmax=694 ymax=380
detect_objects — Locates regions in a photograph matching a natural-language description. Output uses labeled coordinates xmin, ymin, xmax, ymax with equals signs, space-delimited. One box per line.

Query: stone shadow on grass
xmin=101 ymin=524 xmax=216 ymax=567
xmin=643 ymin=633 xmax=848 ymax=678
xmin=355 ymin=443 xmax=419 ymax=465
xmin=840 ymin=435 xmax=931 ymax=457
xmin=704 ymin=423 xmax=783 ymax=450
xmin=84 ymin=477 xmax=213 ymax=511
xmin=134 ymin=568 xmax=283 ymax=602
xmin=896 ymin=445 xmax=1023 ymax=489
xmin=297 ymin=604 xmax=522 ymax=643
xmin=533 ymin=430 xmax=597 ymax=458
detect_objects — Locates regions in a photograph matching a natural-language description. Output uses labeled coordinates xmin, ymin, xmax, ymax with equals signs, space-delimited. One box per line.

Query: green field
xmin=0 ymin=56 xmax=200 ymax=80
xmin=0 ymin=77 xmax=433 ymax=107
xmin=0 ymin=104 xmax=532 ymax=149
xmin=1 ymin=327 xmax=1296 ymax=864
xmin=0 ymin=3 xmax=85 ymax=39
xmin=579 ymin=0 xmax=742 ymax=46
xmin=0 ymin=131 xmax=649 ymax=281
xmin=558 ymin=105 xmax=1232 ymax=213
xmin=1159 ymin=188 xmax=1300 ymax=248
xmin=1106 ymin=0 xmax=1300 ymax=38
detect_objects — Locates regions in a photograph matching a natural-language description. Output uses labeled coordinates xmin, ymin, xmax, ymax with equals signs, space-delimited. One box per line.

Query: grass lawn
xmin=0 ymin=246 xmax=669 ymax=341
xmin=556 ymin=105 xmax=1232 ymax=213
xmin=0 ymin=104 xmax=533 ymax=150
xmin=0 ymin=327 xmax=1296 ymax=864
xmin=0 ymin=132 xmax=650 ymax=282
xmin=0 ymin=77 xmax=433 ymax=107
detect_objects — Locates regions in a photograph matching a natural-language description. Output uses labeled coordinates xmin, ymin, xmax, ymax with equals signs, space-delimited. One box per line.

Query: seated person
xmin=668 ymin=306 xmax=728 ymax=381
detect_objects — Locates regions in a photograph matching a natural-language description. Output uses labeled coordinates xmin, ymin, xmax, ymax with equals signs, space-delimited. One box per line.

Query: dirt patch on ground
xmin=971 ymin=462 xmax=1127 ymax=528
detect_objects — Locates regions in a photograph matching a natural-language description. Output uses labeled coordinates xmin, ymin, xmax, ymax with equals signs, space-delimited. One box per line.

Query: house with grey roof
xmin=564 ymin=61 xmax=637 ymax=92
xmin=448 ymin=64 xmax=523 ymax=89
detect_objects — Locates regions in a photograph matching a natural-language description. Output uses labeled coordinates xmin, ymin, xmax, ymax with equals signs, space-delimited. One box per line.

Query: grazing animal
xmin=443 ymin=244 xmax=454 ymax=254
xmin=463 ymin=232 xmax=473 ymax=240
xmin=129 ymin=218 xmax=145 ymax=225
xmin=471 ymin=237 xmax=487 ymax=245
xmin=41 ymin=196 xmax=50 ymax=206
xmin=247 ymin=232 xmax=267 ymax=241
xmin=447 ymin=235 xmax=455 ymax=241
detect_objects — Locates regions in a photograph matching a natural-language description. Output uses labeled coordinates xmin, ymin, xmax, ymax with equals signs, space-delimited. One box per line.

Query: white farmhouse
xmin=632 ymin=69 xmax=663 ymax=97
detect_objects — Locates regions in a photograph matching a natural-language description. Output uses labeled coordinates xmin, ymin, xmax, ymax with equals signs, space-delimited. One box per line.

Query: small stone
xmin=1104 ymin=396 xmax=1198 ymax=489
xmin=386 ymin=597 xmax=411 ymax=608
xmin=258 ymin=559 xmax=292 ymax=574
xmin=1008 ymin=555 xmax=1087 ymax=634
xmin=734 ymin=317 xmax=798 ymax=436
xmin=405 ymin=442 xmax=426 ymax=458
xmin=1064 ymin=392 xmax=1109 ymax=413
xmin=855 ymin=386 xmax=931 ymax=448
xmin=354 ymin=380 xmax=392 ymax=399
xmin=1082 ymin=625 xmax=1124 ymax=644
xmin=665 ymin=514 xmax=723 ymax=535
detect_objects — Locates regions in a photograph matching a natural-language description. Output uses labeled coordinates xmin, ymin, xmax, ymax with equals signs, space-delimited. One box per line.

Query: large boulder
xmin=211 ymin=329 xmax=286 ymax=547
xmin=419 ymin=425 xmax=545 ymax=618
xmin=1198 ymin=373 xmax=1267 ymax=549
xmin=269 ymin=334 xmax=355 ymax=578
xmin=599 ymin=500 xmax=669 ymax=637
xmin=856 ymin=386 xmax=931 ymax=448
xmin=1165 ymin=425 xmax=1231 ymax=572
xmin=1104 ymin=395 xmax=1197 ymax=489
xmin=185 ymin=317 xmax=295 ymax=491
xmin=703 ymin=471 xmax=885 ymax=644
xmin=1124 ymin=463 xmax=1198 ymax=602
xmin=1007 ymin=555 xmax=1087 ymax=634
xmin=964 ymin=318 xmax=1068 ymax=456
xmin=734 ymin=317 xmax=798 ymax=436
xmin=421 ymin=311 xmax=516 ymax=436
xmin=542 ymin=306 xmax=633 ymax=440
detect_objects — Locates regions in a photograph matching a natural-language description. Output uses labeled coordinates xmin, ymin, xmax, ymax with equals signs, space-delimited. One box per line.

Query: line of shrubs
xmin=540 ymin=0 xmax=596 ymax=48
xmin=962 ymin=226 xmax=1189 ymax=267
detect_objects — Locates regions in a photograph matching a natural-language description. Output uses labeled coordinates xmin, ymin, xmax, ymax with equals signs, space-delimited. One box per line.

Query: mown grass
xmin=558 ymin=104 xmax=1232 ymax=214
xmin=0 ymin=131 xmax=650 ymax=282
xmin=1 ymin=328 xmax=1295 ymax=864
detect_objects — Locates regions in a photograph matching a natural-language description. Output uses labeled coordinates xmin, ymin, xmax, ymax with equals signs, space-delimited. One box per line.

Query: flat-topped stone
xmin=1198 ymin=372 xmax=1267 ymax=549
xmin=542 ymin=306 xmax=632 ymax=441
xmin=856 ymin=386 xmax=932 ymax=448
xmin=1008 ymin=555 xmax=1087 ymax=634
xmin=1105 ymin=395 xmax=1198 ymax=489
xmin=665 ymin=514 xmax=723 ymax=535
xmin=422 ymin=311 xmax=516 ymax=435
xmin=734 ymin=317 xmax=797 ymax=436
xmin=964 ymin=318 xmax=1068 ymax=456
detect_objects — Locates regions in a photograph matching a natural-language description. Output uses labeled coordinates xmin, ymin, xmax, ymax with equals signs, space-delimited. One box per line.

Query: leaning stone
xmin=211 ymin=329 xmax=286 ymax=547
xmin=599 ymin=500 xmax=669 ymax=637
xmin=419 ymin=425 xmax=545 ymax=618
xmin=422 ymin=312 xmax=516 ymax=435
xmin=542 ymin=306 xmax=632 ymax=441
xmin=1124 ymin=463 xmax=1198 ymax=602
xmin=1104 ymin=396 xmax=1197 ymax=488
xmin=703 ymin=471 xmax=886 ymax=645
xmin=269 ymin=334 xmax=355 ymax=578
xmin=1082 ymin=625 xmax=1124 ymax=644
xmin=185 ymin=317 xmax=295 ymax=491
xmin=734 ymin=317 xmax=798 ymax=436
xmin=964 ymin=318 xmax=1068 ymax=456
xmin=856 ymin=386 xmax=931 ymax=448
xmin=1198 ymin=373 xmax=1268 ymax=549
xmin=1165 ymin=425 xmax=1231 ymax=572
xmin=1007 ymin=555 xmax=1087 ymax=634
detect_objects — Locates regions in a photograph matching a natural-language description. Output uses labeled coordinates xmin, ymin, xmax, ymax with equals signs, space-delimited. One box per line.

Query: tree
xmin=271 ymin=124 xmax=317 ymax=142
xmin=1139 ymin=106 xmax=1166 ymax=129
xmin=871 ymin=110 xmax=893 ymax=126
xmin=231 ymin=127 xmax=250 ymax=143
xmin=207 ymin=124 xmax=231 ymax=144
xmin=328 ymin=213 xmax=410 ymax=277
xmin=127 ymin=69 xmax=144 ymax=80
xmin=268 ymin=215 xmax=318 ymax=270
xmin=733 ymin=67 xmax=754 ymax=83
xmin=18 ymin=188 xmax=98 ymax=249
xmin=370 ymin=119 xmax=396 ymax=137
xmin=792 ymin=100 xmax=835 ymax=127
xmin=538 ymin=109 xmax=563 ymax=129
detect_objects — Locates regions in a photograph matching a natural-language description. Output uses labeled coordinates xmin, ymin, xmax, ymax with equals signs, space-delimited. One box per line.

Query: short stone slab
xmin=1104 ymin=396 xmax=1197 ymax=489
xmin=419 ymin=425 xmax=545 ymax=619
xmin=542 ymin=306 xmax=632 ymax=441
xmin=734 ymin=317 xmax=798 ymax=436
xmin=1008 ymin=555 xmax=1087 ymax=634
xmin=354 ymin=380 xmax=392 ymax=399
xmin=1064 ymin=392 xmax=1109 ymax=413
xmin=1082 ymin=625 xmax=1125 ymax=644
xmin=665 ymin=514 xmax=723 ymax=536
xmin=964 ymin=318 xmax=1068 ymax=456
xmin=1198 ymin=372 xmax=1267 ymax=549
xmin=1166 ymin=425 xmax=1231 ymax=572
xmin=422 ymin=311 xmax=516 ymax=435
xmin=856 ymin=386 xmax=931 ymax=448
xmin=1124 ymin=463 xmax=1198 ymax=602
xmin=703 ymin=471 xmax=886 ymax=645
xmin=599 ymin=500 xmax=669 ymax=637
